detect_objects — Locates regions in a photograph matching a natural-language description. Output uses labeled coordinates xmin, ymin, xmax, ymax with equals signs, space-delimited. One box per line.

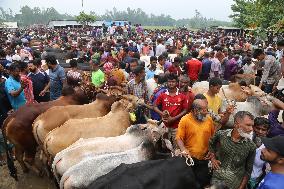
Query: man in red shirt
xmin=154 ymin=73 xmax=188 ymax=145
xmin=186 ymin=51 xmax=202 ymax=84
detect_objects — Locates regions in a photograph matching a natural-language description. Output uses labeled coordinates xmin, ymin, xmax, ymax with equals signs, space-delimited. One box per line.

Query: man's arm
xmin=176 ymin=118 xmax=190 ymax=155
xmin=153 ymin=93 xmax=164 ymax=116
xmin=153 ymin=105 xmax=163 ymax=116
xmin=237 ymin=175 xmax=249 ymax=189
xmin=59 ymin=68 xmax=67 ymax=88
xmin=9 ymin=85 xmax=24 ymax=97
xmin=271 ymin=96 xmax=284 ymax=110
xmin=207 ymin=130 xmax=222 ymax=169
xmin=238 ymin=148 xmax=256 ymax=189
xmin=168 ymin=109 xmax=187 ymax=124
xmin=8 ymin=81 xmax=26 ymax=97
xmin=40 ymin=81 xmax=50 ymax=96
xmin=219 ymin=104 xmax=235 ymax=125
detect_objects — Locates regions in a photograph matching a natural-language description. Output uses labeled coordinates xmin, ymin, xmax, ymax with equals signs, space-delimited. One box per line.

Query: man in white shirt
xmin=155 ymin=38 xmax=166 ymax=57
xmin=249 ymin=117 xmax=271 ymax=189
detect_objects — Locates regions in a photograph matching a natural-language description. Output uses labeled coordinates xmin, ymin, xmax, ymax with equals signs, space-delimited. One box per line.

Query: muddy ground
xmin=0 ymin=162 xmax=56 ymax=189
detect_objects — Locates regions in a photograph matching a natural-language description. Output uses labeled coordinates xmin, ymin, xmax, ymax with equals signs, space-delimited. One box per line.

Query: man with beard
xmin=209 ymin=111 xmax=256 ymax=189
xmin=176 ymin=97 xmax=215 ymax=189
xmin=257 ymin=136 xmax=284 ymax=188
xmin=4 ymin=63 xmax=26 ymax=110
xmin=28 ymin=59 xmax=50 ymax=102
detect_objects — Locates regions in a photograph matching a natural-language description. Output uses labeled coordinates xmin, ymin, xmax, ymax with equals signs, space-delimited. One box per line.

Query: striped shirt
xmin=209 ymin=129 xmax=256 ymax=189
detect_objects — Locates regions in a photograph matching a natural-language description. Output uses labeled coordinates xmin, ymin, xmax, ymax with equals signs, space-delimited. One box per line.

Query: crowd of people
xmin=1 ymin=23 xmax=284 ymax=189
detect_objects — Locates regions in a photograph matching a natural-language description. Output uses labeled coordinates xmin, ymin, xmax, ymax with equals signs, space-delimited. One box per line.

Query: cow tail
xmin=2 ymin=117 xmax=18 ymax=181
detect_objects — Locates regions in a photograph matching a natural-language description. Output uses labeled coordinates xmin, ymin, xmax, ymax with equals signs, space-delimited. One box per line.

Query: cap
xmin=262 ymin=136 xmax=284 ymax=157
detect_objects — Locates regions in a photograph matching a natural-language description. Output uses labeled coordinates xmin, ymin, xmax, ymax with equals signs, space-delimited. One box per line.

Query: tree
xmin=231 ymin=0 xmax=284 ymax=29
xmin=76 ymin=11 xmax=96 ymax=26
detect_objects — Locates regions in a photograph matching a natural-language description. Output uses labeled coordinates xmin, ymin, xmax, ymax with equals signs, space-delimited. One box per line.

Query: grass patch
xmin=143 ymin=26 xmax=176 ymax=30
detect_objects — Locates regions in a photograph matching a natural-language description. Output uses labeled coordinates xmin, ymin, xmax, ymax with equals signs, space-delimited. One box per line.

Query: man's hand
xmin=226 ymin=104 xmax=236 ymax=114
xmin=20 ymin=80 xmax=27 ymax=89
xmin=39 ymin=90 xmax=46 ymax=96
xmin=204 ymin=152 xmax=215 ymax=160
xmin=181 ymin=149 xmax=190 ymax=158
xmin=211 ymin=157 xmax=221 ymax=170
xmin=163 ymin=116 xmax=174 ymax=124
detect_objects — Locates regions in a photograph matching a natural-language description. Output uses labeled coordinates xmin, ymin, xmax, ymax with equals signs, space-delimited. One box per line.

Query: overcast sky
xmin=1 ymin=0 xmax=235 ymax=21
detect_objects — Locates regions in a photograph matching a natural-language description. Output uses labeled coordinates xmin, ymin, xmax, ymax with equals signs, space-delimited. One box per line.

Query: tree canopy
xmin=230 ymin=0 xmax=284 ymax=32
xmin=76 ymin=11 xmax=96 ymax=26
xmin=0 ymin=5 xmax=232 ymax=28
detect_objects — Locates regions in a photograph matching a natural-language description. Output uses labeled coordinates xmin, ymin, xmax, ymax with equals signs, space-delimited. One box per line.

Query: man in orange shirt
xmin=176 ymin=96 xmax=215 ymax=188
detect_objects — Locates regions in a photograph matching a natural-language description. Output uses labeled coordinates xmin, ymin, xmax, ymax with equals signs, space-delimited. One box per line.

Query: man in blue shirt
xmin=258 ymin=136 xmax=284 ymax=189
xmin=200 ymin=52 xmax=212 ymax=81
xmin=146 ymin=56 xmax=158 ymax=80
xmin=4 ymin=63 xmax=26 ymax=110
xmin=45 ymin=55 xmax=66 ymax=100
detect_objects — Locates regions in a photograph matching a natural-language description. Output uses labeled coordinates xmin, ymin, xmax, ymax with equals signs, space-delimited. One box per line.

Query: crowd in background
xmin=1 ymin=23 xmax=284 ymax=189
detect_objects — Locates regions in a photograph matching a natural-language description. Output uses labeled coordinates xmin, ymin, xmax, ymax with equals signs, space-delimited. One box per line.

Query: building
xmin=0 ymin=22 xmax=18 ymax=29
xmin=47 ymin=20 xmax=129 ymax=29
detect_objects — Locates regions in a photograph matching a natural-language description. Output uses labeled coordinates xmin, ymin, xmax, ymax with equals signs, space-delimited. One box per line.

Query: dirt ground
xmin=0 ymin=162 xmax=56 ymax=189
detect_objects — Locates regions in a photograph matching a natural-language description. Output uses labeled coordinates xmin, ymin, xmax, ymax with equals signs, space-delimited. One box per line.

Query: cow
xmin=192 ymin=81 xmax=266 ymax=102
xmin=52 ymin=121 xmax=167 ymax=181
xmin=32 ymin=87 xmax=124 ymax=147
xmin=221 ymin=96 xmax=273 ymax=128
xmin=60 ymin=140 xmax=156 ymax=189
xmin=233 ymin=74 xmax=256 ymax=85
xmin=87 ymin=157 xmax=197 ymax=189
xmin=43 ymin=95 xmax=142 ymax=158
xmin=2 ymin=86 xmax=95 ymax=176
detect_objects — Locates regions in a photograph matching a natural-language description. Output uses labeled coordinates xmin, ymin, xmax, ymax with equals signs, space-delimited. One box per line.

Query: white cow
xmin=221 ymin=96 xmax=273 ymax=127
xmin=52 ymin=121 xmax=166 ymax=181
xmin=60 ymin=141 xmax=155 ymax=189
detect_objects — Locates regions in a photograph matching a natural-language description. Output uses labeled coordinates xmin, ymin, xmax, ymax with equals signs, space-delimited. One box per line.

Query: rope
xmin=221 ymin=87 xmax=230 ymax=105
xmin=170 ymin=150 xmax=194 ymax=167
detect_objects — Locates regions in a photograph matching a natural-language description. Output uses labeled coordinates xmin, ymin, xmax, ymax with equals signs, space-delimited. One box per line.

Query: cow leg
xmin=15 ymin=146 xmax=29 ymax=173
xmin=24 ymin=150 xmax=43 ymax=177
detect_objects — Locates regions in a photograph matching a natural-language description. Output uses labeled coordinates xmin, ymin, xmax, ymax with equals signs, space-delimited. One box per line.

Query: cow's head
xmin=138 ymin=119 xmax=168 ymax=143
xmin=98 ymin=86 xmax=126 ymax=98
xmin=248 ymin=85 xmax=266 ymax=97
xmin=246 ymin=96 xmax=273 ymax=115
xmin=120 ymin=95 xmax=144 ymax=112
xmin=78 ymin=82 xmax=98 ymax=102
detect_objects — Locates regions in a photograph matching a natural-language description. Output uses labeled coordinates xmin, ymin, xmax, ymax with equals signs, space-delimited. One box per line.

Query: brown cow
xmin=2 ymin=86 xmax=95 ymax=175
xmin=192 ymin=81 xmax=266 ymax=102
xmin=32 ymin=87 xmax=123 ymax=147
xmin=43 ymin=95 xmax=142 ymax=159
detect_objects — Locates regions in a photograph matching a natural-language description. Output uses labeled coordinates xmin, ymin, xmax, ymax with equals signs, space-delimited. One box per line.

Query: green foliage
xmin=0 ymin=6 xmax=74 ymax=26
xmin=76 ymin=11 xmax=96 ymax=26
xmin=0 ymin=5 xmax=233 ymax=28
xmin=231 ymin=0 xmax=284 ymax=30
xmin=176 ymin=10 xmax=233 ymax=29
